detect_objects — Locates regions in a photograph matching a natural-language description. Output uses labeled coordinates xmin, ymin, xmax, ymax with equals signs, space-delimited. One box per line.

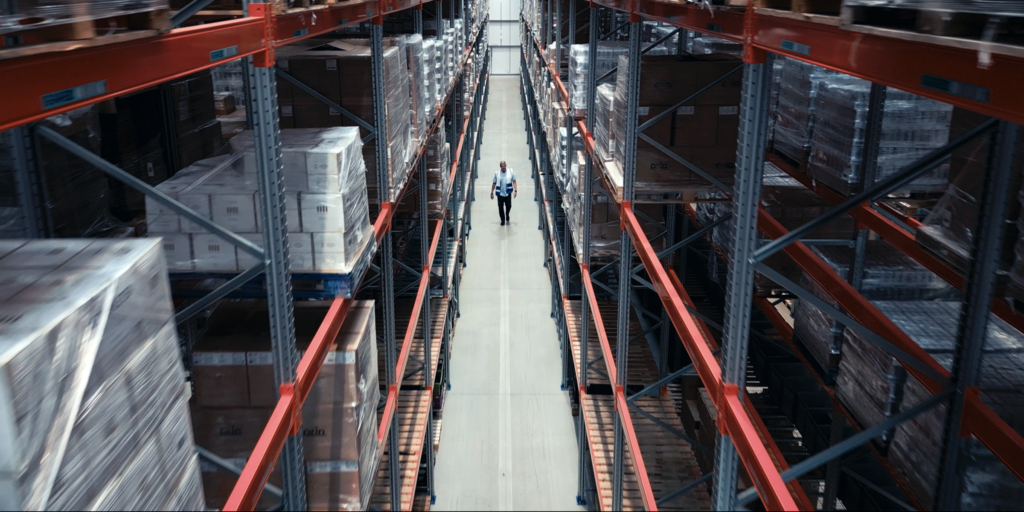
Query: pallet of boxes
xmin=0 ymin=239 xmax=205 ymax=510
xmin=191 ymin=300 xmax=381 ymax=511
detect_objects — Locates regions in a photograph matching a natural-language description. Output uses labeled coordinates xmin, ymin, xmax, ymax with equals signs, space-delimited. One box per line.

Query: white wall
xmin=489 ymin=0 xmax=521 ymax=75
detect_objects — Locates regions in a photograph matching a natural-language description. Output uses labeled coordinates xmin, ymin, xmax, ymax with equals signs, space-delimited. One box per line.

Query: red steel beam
xmin=622 ymin=207 xmax=798 ymax=511
xmin=581 ymin=265 xmax=658 ymax=511
xmin=0 ymin=17 xmax=267 ymax=131
xmin=225 ymin=389 xmax=298 ymax=511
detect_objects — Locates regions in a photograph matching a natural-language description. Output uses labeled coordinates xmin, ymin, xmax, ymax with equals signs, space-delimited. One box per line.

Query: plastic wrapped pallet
xmin=773 ymin=58 xmax=837 ymax=166
xmin=807 ymin=76 xmax=953 ymax=195
xmin=594 ymin=83 xmax=617 ymax=162
xmin=275 ymin=40 xmax=411 ymax=203
xmin=400 ymin=34 xmax=428 ymax=144
xmin=146 ymin=127 xmax=374 ymax=275
xmin=689 ymin=35 xmax=742 ymax=56
xmin=792 ymin=241 xmax=959 ymax=373
xmin=833 ymin=300 xmax=1024 ymax=510
xmin=191 ymin=300 xmax=380 ymax=511
xmin=422 ymin=39 xmax=438 ymax=123
xmin=211 ymin=59 xmax=248 ymax=109
xmin=0 ymin=239 xmax=205 ymax=511
xmin=0 ymin=0 xmax=168 ymax=35
xmin=567 ymin=42 xmax=629 ymax=116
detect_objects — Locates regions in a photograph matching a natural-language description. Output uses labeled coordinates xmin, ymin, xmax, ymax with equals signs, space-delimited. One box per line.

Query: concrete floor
xmin=432 ymin=76 xmax=584 ymax=511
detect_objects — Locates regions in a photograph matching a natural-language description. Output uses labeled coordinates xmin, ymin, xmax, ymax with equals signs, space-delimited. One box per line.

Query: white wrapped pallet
xmin=0 ymin=239 xmax=204 ymax=511
xmin=147 ymin=127 xmax=374 ymax=275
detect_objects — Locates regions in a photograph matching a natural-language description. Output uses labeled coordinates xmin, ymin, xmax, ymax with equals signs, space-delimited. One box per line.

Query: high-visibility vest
xmin=495 ymin=169 xmax=515 ymax=196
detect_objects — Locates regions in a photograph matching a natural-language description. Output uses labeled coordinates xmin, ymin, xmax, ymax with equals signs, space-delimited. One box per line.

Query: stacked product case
xmin=145 ymin=127 xmax=374 ymax=275
xmin=0 ymin=239 xmax=205 ymax=511
xmin=190 ymin=300 xmax=380 ymax=511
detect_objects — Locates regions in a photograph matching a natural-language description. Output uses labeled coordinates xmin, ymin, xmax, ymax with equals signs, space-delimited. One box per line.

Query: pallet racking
xmin=1 ymin=0 xmax=490 ymax=509
xmin=522 ymin=1 xmax=1024 ymax=510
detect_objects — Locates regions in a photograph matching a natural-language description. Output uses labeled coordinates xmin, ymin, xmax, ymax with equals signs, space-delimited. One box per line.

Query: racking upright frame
xmin=522 ymin=0 xmax=1024 ymax=510
xmin=0 ymin=1 xmax=490 ymax=510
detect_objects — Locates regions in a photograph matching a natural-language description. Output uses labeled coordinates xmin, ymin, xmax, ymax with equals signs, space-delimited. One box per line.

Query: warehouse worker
xmin=491 ymin=161 xmax=518 ymax=226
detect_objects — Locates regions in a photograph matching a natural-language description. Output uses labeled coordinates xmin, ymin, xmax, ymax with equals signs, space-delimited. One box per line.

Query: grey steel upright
xmin=935 ymin=122 xmax=1021 ymax=510
xmin=612 ymin=18 xmax=642 ymax=512
xmin=243 ymin=10 xmax=307 ymax=508
xmin=712 ymin=53 xmax=773 ymax=511
xmin=370 ymin=18 xmax=402 ymax=512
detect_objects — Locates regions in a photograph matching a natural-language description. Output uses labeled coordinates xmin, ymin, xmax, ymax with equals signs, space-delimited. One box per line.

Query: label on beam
xmin=209 ymin=45 xmax=239 ymax=62
xmin=293 ymin=28 xmax=309 ymax=38
xmin=41 ymin=80 xmax=107 ymax=110
xmin=707 ymin=24 xmax=723 ymax=33
xmin=780 ymin=40 xmax=810 ymax=55
xmin=921 ymin=74 xmax=990 ymax=103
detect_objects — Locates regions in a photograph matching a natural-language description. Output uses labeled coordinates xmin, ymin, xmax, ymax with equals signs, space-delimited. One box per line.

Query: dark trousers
xmin=497 ymin=194 xmax=512 ymax=222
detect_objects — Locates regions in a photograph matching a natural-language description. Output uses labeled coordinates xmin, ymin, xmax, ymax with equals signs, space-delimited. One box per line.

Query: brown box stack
xmin=609 ymin=53 xmax=743 ymax=194
xmin=191 ymin=300 xmax=381 ymax=511
xmin=170 ymin=71 xmax=223 ymax=170
xmin=276 ymin=40 xmax=412 ymax=205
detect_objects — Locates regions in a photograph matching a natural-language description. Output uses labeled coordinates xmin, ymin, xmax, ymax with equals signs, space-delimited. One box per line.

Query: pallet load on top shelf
xmin=834 ymin=300 xmax=1024 ymax=510
xmin=425 ymin=120 xmax=452 ymax=216
xmin=566 ymin=42 xmax=629 ymax=119
xmin=0 ymin=0 xmax=168 ymax=41
xmin=146 ymin=127 xmax=373 ymax=275
xmin=398 ymin=34 xmax=428 ymax=144
xmin=608 ymin=53 xmax=743 ymax=198
xmin=191 ymin=300 xmax=380 ymax=511
xmin=807 ymin=76 xmax=953 ymax=196
xmin=771 ymin=57 xmax=837 ymax=169
xmin=0 ymin=239 xmax=205 ymax=511
xmin=172 ymin=71 xmax=224 ymax=171
xmin=275 ymin=39 xmax=411 ymax=203
xmin=689 ymin=34 xmax=742 ymax=56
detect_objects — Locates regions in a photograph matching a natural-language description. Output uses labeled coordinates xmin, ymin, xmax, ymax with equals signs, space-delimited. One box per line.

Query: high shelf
xmin=521 ymin=1 xmax=1024 ymax=511
xmin=1 ymin=0 xmax=489 ymax=509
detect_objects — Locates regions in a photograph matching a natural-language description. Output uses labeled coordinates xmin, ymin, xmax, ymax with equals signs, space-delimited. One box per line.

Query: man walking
xmin=490 ymin=161 xmax=517 ymax=226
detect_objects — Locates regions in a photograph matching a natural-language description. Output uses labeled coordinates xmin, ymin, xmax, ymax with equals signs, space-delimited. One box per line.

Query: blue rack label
xmin=42 ymin=80 xmax=106 ymax=110
xmin=338 ymin=18 xmax=347 ymax=25
xmin=780 ymin=40 xmax=810 ymax=55
xmin=707 ymin=24 xmax=723 ymax=33
xmin=921 ymin=74 xmax=990 ymax=103
xmin=293 ymin=28 xmax=309 ymax=38
xmin=209 ymin=45 xmax=238 ymax=62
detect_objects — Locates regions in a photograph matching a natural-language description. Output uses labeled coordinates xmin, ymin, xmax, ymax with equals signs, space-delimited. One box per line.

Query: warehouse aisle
xmin=432 ymin=76 xmax=583 ymax=511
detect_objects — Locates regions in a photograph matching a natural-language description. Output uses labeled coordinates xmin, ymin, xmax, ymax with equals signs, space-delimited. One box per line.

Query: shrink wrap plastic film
xmin=690 ymin=35 xmax=742 ymax=56
xmin=843 ymin=0 xmax=1024 ymax=15
xmin=807 ymin=76 xmax=953 ymax=195
xmin=146 ymin=127 xmax=374 ymax=275
xmin=399 ymin=34 xmax=428 ymax=144
xmin=792 ymin=240 xmax=959 ymax=371
xmin=773 ymin=58 xmax=837 ymax=164
xmin=426 ymin=122 xmax=452 ymax=215
xmin=833 ymin=300 xmax=1024 ymax=510
xmin=422 ymin=39 xmax=438 ymax=123
xmin=0 ymin=239 xmax=203 ymax=511
xmin=594 ymin=84 xmax=617 ymax=162
xmin=567 ymin=43 xmax=629 ymax=114
xmin=0 ymin=0 xmax=168 ymax=35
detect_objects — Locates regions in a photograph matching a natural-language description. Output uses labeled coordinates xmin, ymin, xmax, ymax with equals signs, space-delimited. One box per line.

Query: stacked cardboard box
xmin=608 ymin=53 xmax=743 ymax=195
xmin=834 ymin=300 xmax=1024 ymax=509
xmin=566 ymin=42 xmax=629 ymax=118
xmin=425 ymin=120 xmax=452 ymax=215
xmin=147 ymin=128 xmax=374 ymax=274
xmin=191 ymin=300 xmax=380 ymax=511
xmin=276 ymin=40 xmax=412 ymax=204
xmin=171 ymin=71 xmax=224 ymax=170
xmin=0 ymin=239 xmax=205 ymax=510
xmin=594 ymin=83 xmax=617 ymax=162
xmin=398 ymin=34 xmax=428 ymax=143
xmin=772 ymin=58 xmax=836 ymax=166
xmin=99 ymin=89 xmax=172 ymax=221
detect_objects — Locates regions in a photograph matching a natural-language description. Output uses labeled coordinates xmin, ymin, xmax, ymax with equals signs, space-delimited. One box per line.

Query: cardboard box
xmin=158 ymin=234 xmax=194 ymax=272
xmin=300 ymin=193 xmax=348 ymax=233
xmin=190 ymin=406 xmax=273 ymax=459
xmin=211 ymin=192 xmax=259 ymax=234
xmin=191 ymin=234 xmax=239 ymax=272
xmin=177 ymin=189 xmax=213 ymax=234
xmin=305 ymin=461 xmax=362 ymax=511
xmin=214 ymin=92 xmax=236 ymax=116
xmin=192 ymin=302 xmax=259 ymax=407
xmin=200 ymin=457 xmax=281 ymax=510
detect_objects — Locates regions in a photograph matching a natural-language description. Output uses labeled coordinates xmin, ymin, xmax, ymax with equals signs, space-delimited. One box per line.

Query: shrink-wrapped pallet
xmin=0 ymin=239 xmax=204 ymax=511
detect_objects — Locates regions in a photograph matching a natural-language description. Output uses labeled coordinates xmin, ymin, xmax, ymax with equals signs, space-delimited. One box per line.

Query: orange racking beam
xmin=621 ymin=207 xmax=798 ymax=511
xmin=581 ymin=265 xmax=659 ymax=511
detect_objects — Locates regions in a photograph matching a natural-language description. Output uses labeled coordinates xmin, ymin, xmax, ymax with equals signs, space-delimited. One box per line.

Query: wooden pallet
xmin=564 ymin=300 xmax=662 ymax=389
xmin=0 ymin=9 xmax=170 ymax=61
xmin=583 ymin=395 xmax=712 ymax=511
xmin=371 ymin=391 xmax=433 ymax=511
xmin=839 ymin=3 xmax=1024 ymax=59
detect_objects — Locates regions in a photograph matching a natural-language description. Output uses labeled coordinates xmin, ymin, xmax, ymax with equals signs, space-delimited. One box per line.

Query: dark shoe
xmin=501 ymin=220 xmax=505 ymax=226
